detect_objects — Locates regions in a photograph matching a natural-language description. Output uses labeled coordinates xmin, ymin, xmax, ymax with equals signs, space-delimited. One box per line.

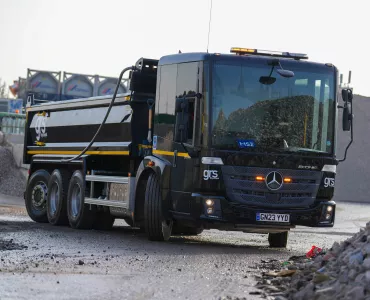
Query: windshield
xmin=211 ymin=60 xmax=336 ymax=154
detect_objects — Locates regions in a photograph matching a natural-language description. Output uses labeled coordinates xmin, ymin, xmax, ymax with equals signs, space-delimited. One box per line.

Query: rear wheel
xmin=25 ymin=169 xmax=50 ymax=223
xmin=67 ymin=170 xmax=95 ymax=229
xmin=268 ymin=231 xmax=289 ymax=248
xmin=47 ymin=169 xmax=70 ymax=226
xmin=144 ymin=173 xmax=172 ymax=241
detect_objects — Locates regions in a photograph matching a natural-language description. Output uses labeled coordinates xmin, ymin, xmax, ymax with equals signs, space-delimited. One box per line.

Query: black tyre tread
xmin=67 ymin=170 xmax=95 ymax=230
xmin=93 ymin=212 xmax=115 ymax=231
xmin=47 ymin=169 xmax=70 ymax=226
xmin=144 ymin=174 xmax=167 ymax=241
xmin=25 ymin=169 xmax=50 ymax=223
xmin=268 ymin=231 xmax=288 ymax=248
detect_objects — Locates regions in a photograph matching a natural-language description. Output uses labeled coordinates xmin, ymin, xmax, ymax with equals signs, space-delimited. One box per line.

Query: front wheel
xmin=144 ymin=173 xmax=172 ymax=241
xmin=268 ymin=231 xmax=289 ymax=248
xmin=25 ymin=169 xmax=50 ymax=223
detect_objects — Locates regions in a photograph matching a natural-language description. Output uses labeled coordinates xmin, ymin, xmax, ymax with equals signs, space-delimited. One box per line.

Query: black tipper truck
xmin=23 ymin=47 xmax=354 ymax=247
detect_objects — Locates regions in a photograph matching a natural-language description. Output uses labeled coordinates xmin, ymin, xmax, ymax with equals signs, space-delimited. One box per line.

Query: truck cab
xmin=150 ymin=48 xmax=344 ymax=246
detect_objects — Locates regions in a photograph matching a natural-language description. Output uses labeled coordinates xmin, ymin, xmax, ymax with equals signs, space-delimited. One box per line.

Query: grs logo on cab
xmin=203 ymin=170 xmax=219 ymax=181
xmin=324 ymin=177 xmax=335 ymax=188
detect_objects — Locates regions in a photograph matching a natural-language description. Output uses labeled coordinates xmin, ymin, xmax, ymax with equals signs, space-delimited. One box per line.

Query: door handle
xmin=173 ymin=150 xmax=178 ymax=168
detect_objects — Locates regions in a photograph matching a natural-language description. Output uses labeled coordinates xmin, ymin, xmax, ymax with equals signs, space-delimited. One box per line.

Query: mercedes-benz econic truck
xmin=23 ymin=47 xmax=354 ymax=247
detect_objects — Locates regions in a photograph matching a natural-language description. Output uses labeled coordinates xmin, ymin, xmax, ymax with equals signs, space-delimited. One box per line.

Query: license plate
xmin=256 ymin=212 xmax=290 ymax=223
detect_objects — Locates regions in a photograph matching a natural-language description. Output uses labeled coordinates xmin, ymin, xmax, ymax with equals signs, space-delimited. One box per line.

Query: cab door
xmin=170 ymin=62 xmax=203 ymax=213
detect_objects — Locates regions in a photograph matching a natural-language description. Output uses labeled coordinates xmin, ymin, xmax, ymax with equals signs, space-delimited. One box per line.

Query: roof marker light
xmin=230 ymin=47 xmax=308 ymax=60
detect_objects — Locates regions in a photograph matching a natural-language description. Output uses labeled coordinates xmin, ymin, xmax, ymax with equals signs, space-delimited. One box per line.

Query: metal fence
xmin=0 ymin=112 xmax=26 ymax=134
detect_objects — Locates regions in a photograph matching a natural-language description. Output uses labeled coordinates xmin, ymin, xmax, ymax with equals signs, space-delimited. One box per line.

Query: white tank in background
xmin=61 ymin=72 xmax=95 ymax=100
xmin=94 ymin=75 xmax=128 ymax=97
xmin=26 ymin=69 xmax=61 ymax=102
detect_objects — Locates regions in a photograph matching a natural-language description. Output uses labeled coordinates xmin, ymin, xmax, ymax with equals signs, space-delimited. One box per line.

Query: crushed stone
xmin=0 ymin=146 xmax=26 ymax=197
xmin=256 ymin=221 xmax=370 ymax=300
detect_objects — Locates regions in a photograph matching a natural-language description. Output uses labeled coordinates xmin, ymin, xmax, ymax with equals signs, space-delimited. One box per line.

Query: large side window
xmin=155 ymin=64 xmax=178 ymax=141
xmin=154 ymin=62 xmax=199 ymax=145
xmin=157 ymin=64 xmax=177 ymax=117
xmin=176 ymin=62 xmax=198 ymax=144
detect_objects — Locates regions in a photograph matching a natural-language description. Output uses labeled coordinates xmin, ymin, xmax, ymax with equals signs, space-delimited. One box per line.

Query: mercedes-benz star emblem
xmin=265 ymin=171 xmax=283 ymax=191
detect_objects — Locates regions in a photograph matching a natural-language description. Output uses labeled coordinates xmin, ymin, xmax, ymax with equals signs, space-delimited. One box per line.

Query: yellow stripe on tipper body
xmin=27 ymin=150 xmax=129 ymax=156
xmin=152 ymin=149 xmax=190 ymax=158
xmin=28 ymin=149 xmax=190 ymax=158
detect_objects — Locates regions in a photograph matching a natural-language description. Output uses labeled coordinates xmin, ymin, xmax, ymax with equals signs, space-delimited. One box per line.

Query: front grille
xmin=222 ymin=166 xmax=322 ymax=208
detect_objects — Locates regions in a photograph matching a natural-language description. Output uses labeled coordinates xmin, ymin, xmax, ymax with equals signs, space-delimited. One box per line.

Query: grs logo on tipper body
xmin=203 ymin=170 xmax=219 ymax=181
xmin=35 ymin=115 xmax=48 ymax=141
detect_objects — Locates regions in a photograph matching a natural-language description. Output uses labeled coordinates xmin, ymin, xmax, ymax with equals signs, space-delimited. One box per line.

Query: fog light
xmin=207 ymin=207 xmax=214 ymax=214
xmin=205 ymin=199 xmax=214 ymax=206
xmin=327 ymin=206 xmax=333 ymax=212
xmin=325 ymin=213 xmax=331 ymax=220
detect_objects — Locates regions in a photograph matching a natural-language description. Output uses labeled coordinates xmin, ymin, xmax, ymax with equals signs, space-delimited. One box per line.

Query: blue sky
xmin=0 ymin=0 xmax=367 ymax=96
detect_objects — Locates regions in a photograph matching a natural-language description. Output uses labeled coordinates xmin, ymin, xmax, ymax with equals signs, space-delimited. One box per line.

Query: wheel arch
xmin=134 ymin=156 xmax=172 ymax=225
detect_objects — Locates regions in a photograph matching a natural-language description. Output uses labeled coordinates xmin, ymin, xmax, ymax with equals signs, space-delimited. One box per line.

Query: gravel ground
xmin=0 ymin=201 xmax=369 ymax=300
xmin=0 ymin=146 xmax=26 ymax=197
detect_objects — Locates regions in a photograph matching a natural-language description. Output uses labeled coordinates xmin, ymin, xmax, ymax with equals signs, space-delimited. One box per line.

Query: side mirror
xmin=342 ymin=104 xmax=351 ymax=131
xmin=342 ymin=89 xmax=349 ymax=102
xmin=174 ymin=98 xmax=189 ymax=143
xmin=338 ymin=88 xmax=354 ymax=162
xmin=348 ymin=88 xmax=353 ymax=102
xmin=342 ymin=88 xmax=353 ymax=103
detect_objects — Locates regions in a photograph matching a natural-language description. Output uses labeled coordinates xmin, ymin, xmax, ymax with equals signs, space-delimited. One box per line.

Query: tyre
xmin=172 ymin=225 xmax=203 ymax=236
xmin=46 ymin=169 xmax=70 ymax=226
xmin=25 ymin=169 xmax=50 ymax=223
xmin=268 ymin=231 xmax=289 ymax=248
xmin=144 ymin=173 xmax=172 ymax=241
xmin=67 ymin=170 xmax=95 ymax=229
xmin=93 ymin=212 xmax=115 ymax=231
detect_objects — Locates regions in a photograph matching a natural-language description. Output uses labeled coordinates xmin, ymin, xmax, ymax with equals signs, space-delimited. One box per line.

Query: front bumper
xmin=171 ymin=194 xmax=336 ymax=232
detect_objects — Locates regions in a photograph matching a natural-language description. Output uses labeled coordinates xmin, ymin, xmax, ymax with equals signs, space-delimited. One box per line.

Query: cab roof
xmin=158 ymin=52 xmax=336 ymax=72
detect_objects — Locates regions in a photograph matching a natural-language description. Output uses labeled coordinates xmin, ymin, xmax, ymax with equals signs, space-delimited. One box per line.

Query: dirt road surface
xmin=0 ymin=194 xmax=369 ymax=300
